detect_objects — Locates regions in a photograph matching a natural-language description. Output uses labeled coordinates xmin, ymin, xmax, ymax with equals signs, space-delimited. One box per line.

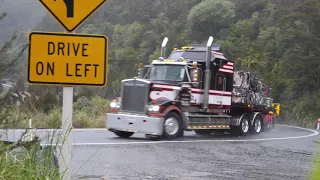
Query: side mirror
xmin=139 ymin=65 xmax=151 ymax=79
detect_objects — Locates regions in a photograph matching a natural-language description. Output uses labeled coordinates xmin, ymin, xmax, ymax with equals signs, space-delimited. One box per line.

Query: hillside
xmin=78 ymin=0 xmax=319 ymax=128
xmin=1 ymin=0 xmax=320 ymax=128
xmin=0 ymin=0 xmax=45 ymax=42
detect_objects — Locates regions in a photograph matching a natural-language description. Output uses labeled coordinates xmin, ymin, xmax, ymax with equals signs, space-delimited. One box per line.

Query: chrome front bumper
xmin=107 ymin=113 xmax=164 ymax=135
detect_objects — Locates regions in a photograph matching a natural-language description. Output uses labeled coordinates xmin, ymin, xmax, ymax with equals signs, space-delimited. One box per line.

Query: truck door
xmin=214 ymin=73 xmax=226 ymax=107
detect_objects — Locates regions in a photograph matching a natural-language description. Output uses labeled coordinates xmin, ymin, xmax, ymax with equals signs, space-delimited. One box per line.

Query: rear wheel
xmin=231 ymin=115 xmax=250 ymax=136
xmin=163 ymin=112 xmax=183 ymax=140
xmin=252 ymin=116 xmax=263 ymax=134
xmin=194 ymin=130 xmax=213 ymax=136
xmin=114 ymin=131 xmax=134 ymax=138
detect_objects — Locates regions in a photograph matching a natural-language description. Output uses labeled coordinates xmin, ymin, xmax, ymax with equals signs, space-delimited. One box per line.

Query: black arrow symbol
xmin=54 ymin=0 xmax=74 ymax=18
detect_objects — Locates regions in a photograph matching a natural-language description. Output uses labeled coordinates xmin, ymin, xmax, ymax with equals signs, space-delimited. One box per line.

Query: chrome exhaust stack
xmin=202 ymin=36 xmax=214 ymax=109
xmin=160 ymin=37 xmax=169 ymax=58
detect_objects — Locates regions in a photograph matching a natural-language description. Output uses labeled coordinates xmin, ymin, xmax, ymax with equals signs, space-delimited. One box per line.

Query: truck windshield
xmin=149 ymin=65 xmax=186 ymax=82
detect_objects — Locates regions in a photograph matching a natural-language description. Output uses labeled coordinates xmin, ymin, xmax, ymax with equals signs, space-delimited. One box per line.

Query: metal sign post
xmin=59 ymin=87 xmax=74 ymax=180
xmin=58 ymin=30 xmax=75 ymax=180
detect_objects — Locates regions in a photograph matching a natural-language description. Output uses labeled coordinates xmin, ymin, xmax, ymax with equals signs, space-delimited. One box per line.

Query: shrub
xmin=73 ymin=96 xmax=109 ymax=128
xmin=1 ymin=96 xmax=109 ymax=129
xmin=309 ymin=148 xmax=320 ymax=180
xmin=0 ymin=143 xmax=60 ymax=180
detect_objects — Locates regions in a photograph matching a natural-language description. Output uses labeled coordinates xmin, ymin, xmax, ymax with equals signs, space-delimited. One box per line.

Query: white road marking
xmin=39 ymin=124 xmax=319 ymax=146
xmin=2 ymin=128 xmax=108 ymax=132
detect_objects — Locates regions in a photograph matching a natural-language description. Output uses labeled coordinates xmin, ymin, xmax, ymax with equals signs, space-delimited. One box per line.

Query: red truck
xmin=107 ymin=36 xmax=279 ymax=140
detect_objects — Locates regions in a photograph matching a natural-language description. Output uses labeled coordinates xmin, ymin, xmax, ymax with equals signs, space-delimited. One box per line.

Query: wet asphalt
xmin=3 ymin=125 xmax=320 ymax=180
xmin=72 ymin=125 xmax=319 ymax=180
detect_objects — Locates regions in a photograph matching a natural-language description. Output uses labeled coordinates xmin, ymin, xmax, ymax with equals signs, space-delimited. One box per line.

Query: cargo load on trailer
xmin=232 ymin=70 xmax=272 ymax=107
xmin=106 ymin=36 xmax=280 ymax=140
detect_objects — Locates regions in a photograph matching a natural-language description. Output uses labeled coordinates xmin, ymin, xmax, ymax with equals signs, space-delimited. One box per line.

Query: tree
xmin=187 ymin=0 xmax=236 ymax=40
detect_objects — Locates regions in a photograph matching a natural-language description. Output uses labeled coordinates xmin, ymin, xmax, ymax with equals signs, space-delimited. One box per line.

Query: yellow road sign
xmin=39 ymin=0 xmax=108 ymax=32
xmin=28 ymin=32 xmax=108 ymax=87
xmin=272 ymin=103 xmax=281 ymax=116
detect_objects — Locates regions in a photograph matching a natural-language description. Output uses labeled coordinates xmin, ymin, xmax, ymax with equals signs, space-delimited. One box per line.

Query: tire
xmin=240 ymin=115 xmax=251 ymax=136
xmin=114 ymin=131 xmax=134 ymax=138
xmin=231 ymin=115 xmax=250 ymax=136
xmin=194 ymin=129 xmax=213 ymax=136
xmin=252 ymin=115 xmax=263 ymax=134
xmin=163 ymin=112 xmax=183 ymax=140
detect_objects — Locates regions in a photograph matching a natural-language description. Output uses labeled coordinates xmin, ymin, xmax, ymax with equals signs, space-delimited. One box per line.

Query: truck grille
xmin=121 ymin=79 xmax=149 ymax=112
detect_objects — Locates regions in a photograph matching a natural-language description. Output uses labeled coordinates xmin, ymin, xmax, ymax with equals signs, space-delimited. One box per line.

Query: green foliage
xmin=1 ymin=0 xmax=320 ymax=129
xmin=188 ymin=0 xmax=236 ymax=39
xmin=309 ymin=147 xmax=320 ymax=180
xmin=0 ymin=143 xmax=59 ymax=180
xmin=1 ymin=96 xmax=109 ymax=129
xmin=222 ymin=0 xmax=320 ymax=127
xmin=73 ymin=96 xmax=109 ymax=128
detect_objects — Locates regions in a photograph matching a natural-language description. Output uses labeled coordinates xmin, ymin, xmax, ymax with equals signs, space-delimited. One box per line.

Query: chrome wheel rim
xmin=242 ymin=119 xmax=249 ymax=133
xmin=164 ymin=117 xmax=179 ymax=135
xmin=255 ymin=119 xmax=262 ymax=133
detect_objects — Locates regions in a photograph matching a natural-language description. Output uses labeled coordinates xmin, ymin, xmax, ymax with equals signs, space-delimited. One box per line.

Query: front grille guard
xmin=119 ymin=79 xmax=151 ymax=114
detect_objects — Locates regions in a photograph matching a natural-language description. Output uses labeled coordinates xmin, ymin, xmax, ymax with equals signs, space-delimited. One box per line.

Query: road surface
xmin=3 ymin=125 xmax=320 ymax=180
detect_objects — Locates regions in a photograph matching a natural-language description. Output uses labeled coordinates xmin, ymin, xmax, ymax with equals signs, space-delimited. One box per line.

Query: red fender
xmin=162 ymin=105 xmax=182 ymax=117
xmin=148 ymin=105 xmax=182 ymax=118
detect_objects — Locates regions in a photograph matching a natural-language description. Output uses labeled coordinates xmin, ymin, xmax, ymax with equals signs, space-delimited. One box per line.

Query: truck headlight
xmin=148 ymin=105 xmax=160 ymax=112
xmin=110 ymin=99 xmax=121 ymax=109
xmin=110 ymin=101 xmax=117 ymax=108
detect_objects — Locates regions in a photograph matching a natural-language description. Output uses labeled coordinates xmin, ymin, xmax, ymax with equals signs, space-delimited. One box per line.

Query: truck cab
xmin=107 ymin=36 xmax=277 ymax=140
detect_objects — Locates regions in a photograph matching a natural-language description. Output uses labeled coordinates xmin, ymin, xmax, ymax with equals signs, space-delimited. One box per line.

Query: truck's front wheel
xmin=114 ymin=131 xmax=134 ymax=138
xmin=163 ymin=112 xmax=183 ymax=140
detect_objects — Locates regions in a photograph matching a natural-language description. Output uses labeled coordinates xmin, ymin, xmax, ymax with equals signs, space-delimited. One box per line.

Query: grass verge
xmin=0 ymin=140 xmax=60 ymax=179
xmin=309 ymin=146 xmax=320 ymax=180
xmin=1 ymin=96 xmax=110 ymax=129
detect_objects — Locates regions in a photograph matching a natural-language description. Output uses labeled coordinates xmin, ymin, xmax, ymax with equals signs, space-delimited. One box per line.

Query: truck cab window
xmin=150 ymin=65 xmax=187 ymax=82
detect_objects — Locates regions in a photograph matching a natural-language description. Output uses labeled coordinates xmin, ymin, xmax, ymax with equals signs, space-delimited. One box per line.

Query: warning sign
xmin=28 ymin=32 xmax=108 ymax=87
xmin=272 ymin=103 xmax=281 ymax=116
xmin=38 ymin=0 xmax=108 ymax=32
